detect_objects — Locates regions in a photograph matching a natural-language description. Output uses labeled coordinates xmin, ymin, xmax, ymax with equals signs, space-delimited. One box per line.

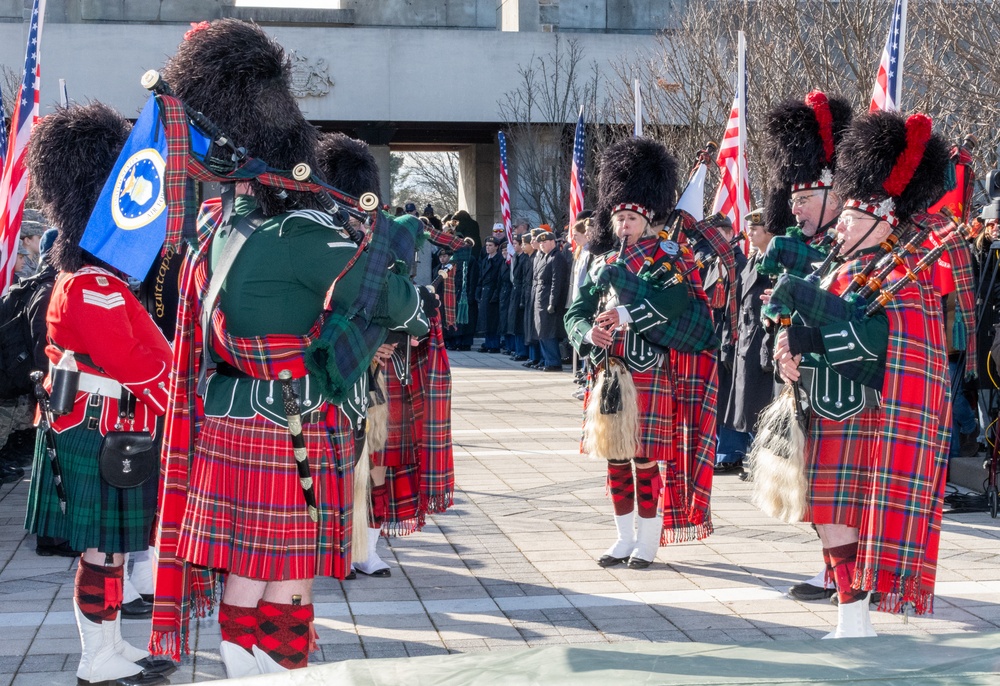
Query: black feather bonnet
xmin=590 ymin=137 xmax=679 ymax=255
xmin=160 ymin=19 xmax=319 ymax=217
xmin=26 ymin=102 xmax=132 ymax=273
xmin=763 ymin=91 xmax=853 ymax=233
xmin=316 ymin=133 xmax=381 ymax=201
xmin=834 ymin=110 xmax=949 ymax=224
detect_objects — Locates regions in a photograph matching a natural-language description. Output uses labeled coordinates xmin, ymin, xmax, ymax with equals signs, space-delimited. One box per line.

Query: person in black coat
xmin=476 ymin=237 xmax=504 ymax=352
xmin=723 ymin=210 xmax=780 ymax=446
xmin=522 ymin=232 xmax=542 ymax=367
xmin=509 ymin=237 xmax=530 ymax=360
xmin=533 ymin=230 xmax=569 ymax=371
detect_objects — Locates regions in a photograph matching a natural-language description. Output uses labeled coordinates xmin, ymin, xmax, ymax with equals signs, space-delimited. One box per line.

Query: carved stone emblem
xmin=289 ymin=50 xmax=333 ymax=98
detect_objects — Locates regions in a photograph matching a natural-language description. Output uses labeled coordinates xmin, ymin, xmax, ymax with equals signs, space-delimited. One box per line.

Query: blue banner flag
xmin=80 ymin=97 xmax=169 ymax=279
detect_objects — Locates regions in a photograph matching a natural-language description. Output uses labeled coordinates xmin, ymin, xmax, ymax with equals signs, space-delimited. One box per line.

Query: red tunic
xmin=45 ymin=266 xmax=171 ymax=433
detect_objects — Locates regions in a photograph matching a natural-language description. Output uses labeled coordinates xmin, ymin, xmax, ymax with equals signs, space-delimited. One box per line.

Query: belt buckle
xmin=88 ymin=394 xmax=101 ymax=408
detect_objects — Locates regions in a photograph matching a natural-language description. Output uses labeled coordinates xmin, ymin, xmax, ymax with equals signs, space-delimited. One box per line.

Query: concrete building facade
xmin=0 ymin=0 xmax=673 ymax=233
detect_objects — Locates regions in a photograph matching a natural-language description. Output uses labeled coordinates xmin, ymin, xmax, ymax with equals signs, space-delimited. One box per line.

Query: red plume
xmin=805 ymin=90 xmax=834 ymax=164
xmin=184 ymin=21 xmax=211 ymax=41
xmin=883 ymin=113 xmax=933 ymax=197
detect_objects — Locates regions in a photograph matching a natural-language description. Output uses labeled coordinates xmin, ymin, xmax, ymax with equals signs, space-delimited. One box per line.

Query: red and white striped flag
xmin=711 ymin=31 xmax=751 ymax=244
xmin=569 ymin=108 xmax=585 ymax=248
xmin=498 ymin=131 xmax=514 ymax=262
xmin=0 ymin=0 xmax=47 ymax=295
xmin=869 ymin=0 xmax=906 ymax=113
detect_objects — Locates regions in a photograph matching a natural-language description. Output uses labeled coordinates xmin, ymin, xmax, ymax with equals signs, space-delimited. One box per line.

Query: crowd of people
xmin=1 ymin=15 xmax=999 ymax=686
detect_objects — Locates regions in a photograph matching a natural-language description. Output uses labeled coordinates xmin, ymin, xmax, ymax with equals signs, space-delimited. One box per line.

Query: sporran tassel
xmin=600 ymin=369 xmax=623 ymax=415
xmin=583 ymin=358 xmax=639 ymax=462
xmin=366 ymin=365 xmax=389 ymax=453
xmin=350 ymin=441 xmax=371 ymax=564
xmin=746 ymin=386 xmax=808 ymax=522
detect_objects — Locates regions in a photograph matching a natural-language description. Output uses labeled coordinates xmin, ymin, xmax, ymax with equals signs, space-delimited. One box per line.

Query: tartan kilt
xmin=803 ymin=408 xmax=880 ymax=526
xmin=371 ymin=370 xmax=421 ymax=533
xmin=25 ymin=403 xmax=158 ymax=554
xmin=177 ymin=410 xmax=352 ymax=581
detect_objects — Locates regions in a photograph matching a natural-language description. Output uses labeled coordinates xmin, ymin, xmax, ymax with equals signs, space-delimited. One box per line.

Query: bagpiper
xmin=763 ymin=109 xmax=951 ymax=638
xmin=565 ymin=138 xmax=718 ymax=570
xmin=149 ymin=19 xmax=430 ymax=676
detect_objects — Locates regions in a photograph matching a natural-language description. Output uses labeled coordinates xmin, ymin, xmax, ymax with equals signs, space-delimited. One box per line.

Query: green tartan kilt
xmin=25 ymin=403 xmax=158 ymax=554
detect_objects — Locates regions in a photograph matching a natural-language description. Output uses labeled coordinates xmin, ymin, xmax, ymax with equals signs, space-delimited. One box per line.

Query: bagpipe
xmin=140 ymin=70 xmax=383 ymax=248
xmin=748 ymin=213 xmax=954 ymax=523
xmin=140 ymin=72 xmax=431 ymax=416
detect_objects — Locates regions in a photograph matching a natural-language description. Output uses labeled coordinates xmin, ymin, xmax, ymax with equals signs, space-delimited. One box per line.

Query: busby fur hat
xmin=834 ymin=110 xmax=949 ymax=225
xmin=763 ymin=91 xmax=853 ymax=233
xmin=161 ymin=19 xmax=320 ymax=217
xmin=591 ymin=137 xmax=679 ymax=254
xmin=26 ymin=102 xmax=131 ymax=273
xmin=316 ymin=132 xmax=381 ymax=201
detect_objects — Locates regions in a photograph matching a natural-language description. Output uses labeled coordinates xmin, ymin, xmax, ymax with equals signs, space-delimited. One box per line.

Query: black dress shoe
xmin=787 ymin=581 xmax=836 ymax=601
xmin=714 ymin=460 xmax=743 ymax=474
xmin=36 ymin=540 xmax=79 ymax=558
xmin=477 ymin=346 xmax=490 ymax=353
xmin=121 ymin=597 xmax=154 ymax=619
xmin=522 ymin=361 xmax=539 ymax=368
xmin=487 ymin=348 xmax=501 ymax=353
xmin=627 ymin=556 xmax=652 ymax=569
xmin=597 ymin=554 xmax=629 ymax=568
xmin=112 ymin=669 xmax=170 ymax=686
xmin=134 ymin=657 xmax=177 ymax=678
xmin=456 ymin=345 xmax=472 ymax=351
xmin=541 ymin=365 xmax=563 ymax=372
xmin=1 ymin=461 xmax=24 ymax=484
xmin=343 ymin=569 xmax=356 ymax=581
xmin=355 ymin=567 xmax=391 ymax=578
xmin=512 ymin=355 xmax=529 ymax=361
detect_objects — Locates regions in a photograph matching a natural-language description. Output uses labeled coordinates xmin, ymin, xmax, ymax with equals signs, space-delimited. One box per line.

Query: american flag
xmin=569 ymin=108 xmax=585 ymax=245
xmin=498 ymin=131 xmax=514 ymax=262
xmin=869 ymin=0 xmax=906 ymax=113
xmin=711 ymin=31 xmax=751 ymax=245
xmin=0 ymin=0 xmax=46 ymax=295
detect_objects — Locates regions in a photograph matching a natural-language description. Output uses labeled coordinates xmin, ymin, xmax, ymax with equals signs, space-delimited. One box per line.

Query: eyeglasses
xmin=788 ymin=192 xmax=821 ymax=209
xmin=837 ymin=212 xmax=876 ymax=230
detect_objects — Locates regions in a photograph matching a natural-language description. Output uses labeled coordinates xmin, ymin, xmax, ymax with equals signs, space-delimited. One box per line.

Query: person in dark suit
xmin=477 ymin=236 xmax=504 ymax=352
xmin=533 ymin=230 xmax=570 ymax=371
xmin=522 ymin=230 xmax=543 ymax=367
xmin=723 ymin=209 xmax=779 ymax=448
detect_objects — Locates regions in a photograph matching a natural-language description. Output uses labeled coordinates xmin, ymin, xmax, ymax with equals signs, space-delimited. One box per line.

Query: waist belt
xmin=49 ymin=362 xmax=123 ymax=399
xmin=79 ymin=372 xmax=123 ymax=398
xmin=215 ymin=361 xmax=255 ymax=379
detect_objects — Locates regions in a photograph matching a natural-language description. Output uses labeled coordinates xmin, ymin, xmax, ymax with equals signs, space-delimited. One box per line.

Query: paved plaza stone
xmin=1 ymin=349 xmax=1000 ymax=683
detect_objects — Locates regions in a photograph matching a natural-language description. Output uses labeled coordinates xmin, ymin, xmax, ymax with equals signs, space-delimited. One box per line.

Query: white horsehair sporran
xmin=747 ymin=385 xmax=808 ymax=523
xmin=583 ymin=356 xmax=639 ymax=461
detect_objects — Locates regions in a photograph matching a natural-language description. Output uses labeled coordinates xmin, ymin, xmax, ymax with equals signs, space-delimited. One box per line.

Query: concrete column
xmin=458 ymin=143 xmax=498 ymax=243
xmin=500 ymin=0 xmax=539 ymax=32
xmin=369 ymin=145 xmax=392 ymax=206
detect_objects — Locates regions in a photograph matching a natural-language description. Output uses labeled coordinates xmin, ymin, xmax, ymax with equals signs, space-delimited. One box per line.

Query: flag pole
xmin=895 ymin=0 xmax=907 ymax=110
xmin=735 ymin=30 xmax=747 ymax=237
xmin=633 ymin=78 xmax=642 ymax=138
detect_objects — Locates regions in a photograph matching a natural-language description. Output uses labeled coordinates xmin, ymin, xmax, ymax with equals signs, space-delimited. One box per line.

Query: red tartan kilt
xmin=178 ymin=413 xmax=351 ymax=581
xmin=804 ymin=408 xmax=880 ymax=526
xmin=585 ymin=359 xmax=674 ymax=461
